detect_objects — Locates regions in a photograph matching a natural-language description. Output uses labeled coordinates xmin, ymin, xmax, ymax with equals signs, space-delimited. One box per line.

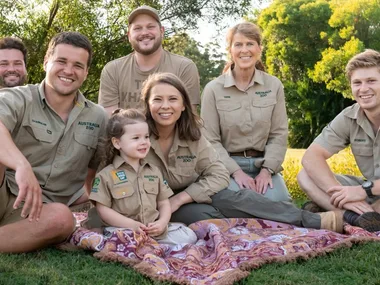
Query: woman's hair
xmin=99 ymin=108 xmax=146 ymax=169
xmin=141 ymin=72 xmax=202 ymax=141
xmin=223 ymin=22 xmax=265 ymax=73
xmin=345 ymin=49 xmax=380 ymax=81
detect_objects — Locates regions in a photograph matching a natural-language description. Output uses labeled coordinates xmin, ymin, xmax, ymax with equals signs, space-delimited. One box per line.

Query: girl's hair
xmin=141 ymin=72 xmax=202 ymax=141
xmin=99 ymin=108 xmax=146 ymax=169
xmin=223 ymin=22 xmax=265 ymax=73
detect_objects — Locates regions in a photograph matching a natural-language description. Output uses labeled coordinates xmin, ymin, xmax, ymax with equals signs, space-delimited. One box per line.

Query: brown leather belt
xmin=229 ymin=149 xmax=264 ymax=158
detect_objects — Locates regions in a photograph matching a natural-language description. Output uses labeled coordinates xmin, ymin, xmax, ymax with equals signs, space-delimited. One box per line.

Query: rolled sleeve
xmin=314 ymin=110 xmax=350 ymax=155
xmin=262 ymin=85 xmax=288 ymax=173
xmin=184 ymin=136 xmax=230 ymax=203
xmin=201 ymin=83 xmax=240 ymax=174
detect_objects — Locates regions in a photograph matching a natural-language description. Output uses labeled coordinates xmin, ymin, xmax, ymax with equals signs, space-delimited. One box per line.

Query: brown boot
xmin=319 ymin=211 xmax=344 ymax=233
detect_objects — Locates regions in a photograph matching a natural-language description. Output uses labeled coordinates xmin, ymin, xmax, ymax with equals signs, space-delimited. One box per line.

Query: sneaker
xmin=302 ymin=201 xmax=325 ymax=213
xmin=353 ymin=212 xmax=380 ymax=232
xmin=319 ymin=211 xmax=344 ymax=233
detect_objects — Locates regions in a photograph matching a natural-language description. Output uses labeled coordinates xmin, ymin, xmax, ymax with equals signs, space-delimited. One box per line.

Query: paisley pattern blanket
xmin=67 ymin=215 xmax=380 ymax=285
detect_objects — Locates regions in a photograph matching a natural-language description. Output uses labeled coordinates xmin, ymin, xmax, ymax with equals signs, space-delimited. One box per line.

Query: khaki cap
xmin=128 ymin=5 xmax=161 ymax=25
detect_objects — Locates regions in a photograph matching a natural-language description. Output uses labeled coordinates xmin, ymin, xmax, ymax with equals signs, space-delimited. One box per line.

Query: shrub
xmin=283 ymin=148 xmax=362 ymax=200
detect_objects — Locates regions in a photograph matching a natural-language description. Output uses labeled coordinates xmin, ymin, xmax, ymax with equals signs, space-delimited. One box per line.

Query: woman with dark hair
xmin=141 ymin=72 xmax=344 ymax=234
xmin=141 ymin=72 xmax=230 ymax=223
xmin=201 ymin=22 xmax=290 ymax=202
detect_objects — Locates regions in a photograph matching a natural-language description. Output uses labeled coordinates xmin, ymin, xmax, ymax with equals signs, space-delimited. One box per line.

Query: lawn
xmin=1 ymin=149 xmax=379 ymax=285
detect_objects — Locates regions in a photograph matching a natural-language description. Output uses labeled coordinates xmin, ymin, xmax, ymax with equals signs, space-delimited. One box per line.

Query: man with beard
xmin=0 ymin=37 xmax=28 ymax=88
xmin=0 ymin=32 xmax=107 ymax=252
xmin=98 ymin=5 xmax=200 ymax=115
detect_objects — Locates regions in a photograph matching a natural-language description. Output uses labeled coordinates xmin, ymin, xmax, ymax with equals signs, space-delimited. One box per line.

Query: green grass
xmin=1 ymin=243 xmax=380 ymax=284
xmin=0 ymin=149 xmax=378 ymax=284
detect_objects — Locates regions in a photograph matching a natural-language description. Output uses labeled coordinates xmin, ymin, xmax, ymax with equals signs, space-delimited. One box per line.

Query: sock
xmin=343 ymin=210 xmax=360 ymax=225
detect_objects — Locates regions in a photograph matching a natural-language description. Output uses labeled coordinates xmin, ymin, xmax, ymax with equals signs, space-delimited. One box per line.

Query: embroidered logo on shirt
xmin=177 ymin=155 xmax=196 ymax=163
xmin=111 ymin=170 xmax=128 ymax=185
xmin=255 ymin=90 xmax=272 ymax=97
xmin=91 ymin=177 xmax=100 ymax=193
xmin=223 ymin=96 xmax=231 ymax=98
xmin=144 ymin=175 xmax=158 ymax=182
xmin=32 ymin=119 xmax=47 ymax=126
xmin=78 ymin=121 xmax=100 ymax=131
xmin=354 ymin=138 xmax=366 ymax=142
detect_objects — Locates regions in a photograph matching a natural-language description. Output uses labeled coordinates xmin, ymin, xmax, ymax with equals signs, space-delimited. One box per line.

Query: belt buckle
xmin=243 ymin=150 xmax=252 ymax=158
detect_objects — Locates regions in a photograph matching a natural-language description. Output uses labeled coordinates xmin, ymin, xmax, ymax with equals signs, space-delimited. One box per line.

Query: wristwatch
xmin=362 ymin=180 xmax=374 ymax=197
xmin=262 ymin=167 xmax=275 ymax=176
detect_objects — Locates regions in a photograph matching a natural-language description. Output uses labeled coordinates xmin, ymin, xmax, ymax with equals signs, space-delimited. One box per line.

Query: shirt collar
xmin=344 ymin=103 xmax=375 ymax=138
xmin=149 ymin=127 xmax=188 ymax=154
xmin=224 ymin=67 xmax=264 ymax=89
xmin=38 ymin=80 xmax=89 ymax=109
xmin=112 ymin=155 xmax=150 ymax=170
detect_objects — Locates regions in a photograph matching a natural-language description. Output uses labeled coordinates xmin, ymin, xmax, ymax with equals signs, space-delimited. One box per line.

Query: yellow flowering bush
xmin=283 ymin=148 xmax=362 ymax=200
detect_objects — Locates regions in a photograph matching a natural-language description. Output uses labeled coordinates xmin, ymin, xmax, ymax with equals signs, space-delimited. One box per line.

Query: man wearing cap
xmin=0 ymin=37 xmax=28 ymax=88
xmin=98 ymin=5 xmax=200 ymax=115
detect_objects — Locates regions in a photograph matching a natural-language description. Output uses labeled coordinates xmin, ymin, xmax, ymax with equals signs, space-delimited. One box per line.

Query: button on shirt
xmin=0 ymin=82 xmax=108 ymax=205
xmin=89 ymin=156 xmax=173 ymax=225
xmin=145 ymin=129 xmax=230 ymax=204
xmin=201 ymin=68 xmax=288 ymax=174
xmin=314 ymin=103 xmax=380 ymax=180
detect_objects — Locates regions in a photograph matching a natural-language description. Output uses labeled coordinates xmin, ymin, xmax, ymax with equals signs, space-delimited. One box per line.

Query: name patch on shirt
xmin=354 ymin=138 xmax=366 ymax=142
xmin=223 ymin=96 xmax=231 ymax=98
xmin=177 ymin=155 xmax=196 ymax=163
xmin=91 ymin=177 xmax=100 ymax=193
xmin=111 ymin=170 xmax=128 ymax=185
xmin=255 ymin=90 xmax=272 ymax=97
xmin=144 ymin=175 xmax=158 ymax=182
xmin=32 ymin=119 xmax=47 ymax=126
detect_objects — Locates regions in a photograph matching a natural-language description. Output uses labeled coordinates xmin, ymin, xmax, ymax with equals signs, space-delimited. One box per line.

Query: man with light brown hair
xmin=298 ymin=49 xmax=380 ymax=232
xmin=98 ymin=5 xmax=200 ymax=115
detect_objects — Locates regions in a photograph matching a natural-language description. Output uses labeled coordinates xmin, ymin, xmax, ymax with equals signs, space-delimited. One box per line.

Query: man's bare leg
xmin=0 ymin=203 xmax=75 ymax=253
xmin=297 ymin=169 xmax=338 ymax=210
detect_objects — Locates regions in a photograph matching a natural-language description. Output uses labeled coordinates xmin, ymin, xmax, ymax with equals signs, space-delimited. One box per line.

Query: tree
xmin=0 ymin=0 xmax=251 ymax=101
xmin=164 ymin=33 xmax=225 ymax=89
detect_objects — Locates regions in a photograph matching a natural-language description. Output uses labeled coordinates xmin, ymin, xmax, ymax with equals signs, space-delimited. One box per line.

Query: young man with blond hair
xmin=298 ymin=49 xmax=380 ymax=232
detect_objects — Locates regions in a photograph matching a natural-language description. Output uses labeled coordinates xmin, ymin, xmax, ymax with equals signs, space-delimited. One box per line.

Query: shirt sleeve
xmin=313 ymin=110 xmax=350 ymax=154
xmin=184 ymin=136 xmax=230 ymax=203
xmin=98 ymin=62 xmax=119 ymax=107
xmin=0 ymin=87 xmax=28 ymax=132
xmin=179 ymin=60 xmax=201 ymax=105
xmin=89 ymin=171 xmax=112 ymax=207
xmin=262 ymin=84 xmax=288 ymax=173
xmin=201 ymin=83 xmax=240 ymax=174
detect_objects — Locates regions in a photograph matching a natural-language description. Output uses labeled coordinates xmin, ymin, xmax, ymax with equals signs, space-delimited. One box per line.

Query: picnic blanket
xmin=66 ymin=214 xmax=380 ymax=285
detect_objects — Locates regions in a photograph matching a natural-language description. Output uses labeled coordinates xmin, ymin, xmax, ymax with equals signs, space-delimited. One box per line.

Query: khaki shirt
xmin=98 ymin=50 xmax=200 ymax=109
xmin=89 ymin=156 xmax=173 ymax=225
xmin=0 ymin=82 xmax=108 ymax=205
xmin=145 ymin=128 xmax=230 ymax=204
xmin=314 ymin=103 xmax=380 ymax=180
xmin=201 ymin=68 xmax=288 ymax=174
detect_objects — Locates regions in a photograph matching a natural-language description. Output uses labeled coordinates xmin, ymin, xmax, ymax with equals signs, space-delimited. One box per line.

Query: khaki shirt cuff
xmin=184 ymin=186 xmax=212 ymax=204
xmin=261 ymin=159 xmax=283 ymax=174
xmin=226 ymin=159 xmax=241 ymax=175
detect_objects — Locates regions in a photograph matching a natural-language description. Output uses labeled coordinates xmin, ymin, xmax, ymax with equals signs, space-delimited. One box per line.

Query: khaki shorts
xmin=0 ymin=179 xmax=25 ymax=226
xmin=335 ymin=174 xmax=380 ymax=204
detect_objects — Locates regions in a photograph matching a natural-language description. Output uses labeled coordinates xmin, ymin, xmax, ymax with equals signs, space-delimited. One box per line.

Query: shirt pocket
xmin=110 ymin=184 xmax=137 ymax=216
xmin=22 ymin=123 xmax=54 ymax=143
xmin=110 ymin=184 xmax=135 ymax=199
xmin=252 ymin=98 xmax=277 ymax=123
xmin=74 ymin=132 xmax=98 ymax=150
xmin=216 ymin=101 xmax=243 ymax=127
xmin=143 ymin=182 xmax=159 ymax=195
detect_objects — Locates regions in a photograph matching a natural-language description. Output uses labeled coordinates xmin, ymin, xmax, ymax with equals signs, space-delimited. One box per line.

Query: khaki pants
xmin=105 ymin=223 xmax=197 ymax=245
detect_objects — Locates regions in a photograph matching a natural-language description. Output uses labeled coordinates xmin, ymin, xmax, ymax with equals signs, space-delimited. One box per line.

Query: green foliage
xmin=0 ymin=0 xmax=249 ymax=101
xmin=163 ymin=33 xmax=225 ymax=89
xmin=255 ymin=0 xmax=380 ymax=147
